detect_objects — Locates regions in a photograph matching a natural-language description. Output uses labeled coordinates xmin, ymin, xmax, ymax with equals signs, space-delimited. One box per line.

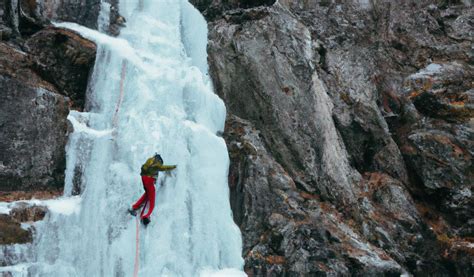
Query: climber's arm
xmin=157 ymin=164 xmax=177 ymax=171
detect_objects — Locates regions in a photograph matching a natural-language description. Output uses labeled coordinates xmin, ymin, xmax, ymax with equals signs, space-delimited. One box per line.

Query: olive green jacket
xmin=140 ymin=157 xmax=176 ymax=177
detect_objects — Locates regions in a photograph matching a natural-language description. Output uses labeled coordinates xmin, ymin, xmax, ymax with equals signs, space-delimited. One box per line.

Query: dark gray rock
xmin=0 ymin=7 xmax=97 ymax=262
xmin=1 ymin=0 xmax=121 ymax=39
xmin=10 ymin=202 xmax=47 ymax=222
xmin=0 ymin=202 xmax=47 ymax=246
xmin=0 ymin=52 xmax=69 ymax=191
xmin=39 ymin=0 xmax=102 ymax=30
xmin=36 ymin=0 xmax=123 ymax=36
xmin=192 ymin=0 xmax=474 ymax=275
xmin=208 ymin=4 xmax=361 ymax=206
xmin=0 ymin=25 xmax=12 ymax=40
xmin=2 ymin=0 xmax=19 ymax=36
xmin=0 ymin=214 xmax=31 ymax=244
xmin=191 ymin=0 xmax=276 ymax=21
xmin=0 ymin=26 xmax=96 ymax=192
xmin=397 ymin=118 xmax=474 ymax=236
xmin=3 ymin=0 xmax=49 ymax=38
xmin=225 ymin=115 xmax=408 ymax=275
xmin=404 ymin=62 xmax=474 ymax=122
xmin=25 ymin=26 xmax=97 ymax=108
xmin=105 ymin=0 xmax=125 ymax=36
xmin=0 ymin=203 xmax=47 ymax=265
xmin=0 ymin=0 xmax=99 ymax=195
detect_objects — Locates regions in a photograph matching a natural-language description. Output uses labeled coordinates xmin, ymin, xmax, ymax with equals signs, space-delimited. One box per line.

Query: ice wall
xmin=30 ymin=0 xmax=244 ymax=276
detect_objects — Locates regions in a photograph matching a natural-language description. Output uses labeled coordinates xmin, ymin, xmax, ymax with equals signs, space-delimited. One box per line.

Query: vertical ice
xmin=31 ymin=0 xmax=244 ymax=276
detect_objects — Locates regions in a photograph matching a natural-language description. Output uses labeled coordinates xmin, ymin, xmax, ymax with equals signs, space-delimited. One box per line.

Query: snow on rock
xmin=200 ymin=268 xmax=247 ymax=277
xmin=0 ymin=197 xmax=81 ymax=216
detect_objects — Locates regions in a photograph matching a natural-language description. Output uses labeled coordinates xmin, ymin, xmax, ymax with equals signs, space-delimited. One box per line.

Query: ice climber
xmin=129 ymin=153 xmax=176 ymax=225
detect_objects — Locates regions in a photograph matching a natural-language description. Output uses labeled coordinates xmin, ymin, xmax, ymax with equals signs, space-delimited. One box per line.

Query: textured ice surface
xmin=0 ymin=244 xmax=33 ymax=270
xmin=31 ymin=1 xmax=244 ymax=276
xmin=200 ymin=268 xmax=248 ymax=277
xmin=0 ymin=263 xmax=29 ymax=276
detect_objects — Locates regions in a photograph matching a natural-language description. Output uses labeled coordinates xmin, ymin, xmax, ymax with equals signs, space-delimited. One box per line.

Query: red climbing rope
xmin=113 ymin=61 xmax=127 ymax=129
xmin=134 ymin=200 xmax=148 ymax=277
xmin=133 ymin=215 xmax=140 ymax=277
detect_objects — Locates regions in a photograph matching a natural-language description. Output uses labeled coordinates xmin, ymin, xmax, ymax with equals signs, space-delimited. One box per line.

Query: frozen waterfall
xmin=27 ymin=0 xmax=244 ymax=276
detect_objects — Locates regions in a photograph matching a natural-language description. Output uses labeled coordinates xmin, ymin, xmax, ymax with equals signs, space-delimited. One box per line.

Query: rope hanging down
xmin=111 ymin=60 xmax=140 ymax=275
xmin=134 ymin=200 xmax=149 ymax=276
xmin=115 ymin=60 xmax=142 ymax=276
xmin=112 ymin=61 xmax=127 ymax=129
xmin=133 ymin=215 xmax=140 ymax=277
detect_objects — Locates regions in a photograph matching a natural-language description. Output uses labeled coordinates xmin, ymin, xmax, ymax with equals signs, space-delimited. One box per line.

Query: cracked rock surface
xmin=191 ymin=0 xmax=473 ymax=275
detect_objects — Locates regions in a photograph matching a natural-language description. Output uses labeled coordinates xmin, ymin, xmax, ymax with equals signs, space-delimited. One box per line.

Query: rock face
xmin=0 ymin=0 xmax=472 ymax=275
xmin=2 ymin=0 xmax=122 ymax=38
xmin=0 ymin=2 xmax=101 ymax=270
xmin=38 ymin=0 xmax=102 ymax=29
xmin=0 ymin=56 xmax=69 ymax=191
xmin=191 ymin=0 xmax=276 ymax=21
xmin=26 ymin=27 xmax=97 ymax=107
xmin=0 ymin=6 xmax=96 ymax=193
xmin=191 ymin=0 xmax=473 ymax=275
xmin=0 ymin=203 xmax=47 ymax=245
xmin=2 ymin=0 xmax=101 ymax=33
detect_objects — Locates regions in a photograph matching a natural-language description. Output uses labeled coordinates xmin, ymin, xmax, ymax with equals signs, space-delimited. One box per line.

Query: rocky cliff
xmin=0 ymin=0 xmax=472 ymax=276
xmin=1 ymin=8 xmax=96 ymax=192
xmin=191 ymin=0 xmax=473 ymax=275
xmin=0 ymin=0 xmax=96 ymax=245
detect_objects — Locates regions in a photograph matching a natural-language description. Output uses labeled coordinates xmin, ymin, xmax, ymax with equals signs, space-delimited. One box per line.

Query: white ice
xmin=67 ymin=111 xmax=114 ymax=138
xmin=29 ymin=0 xmax=244 ymax=276
xmin=410 ymin=63 xmax=443 ymax=78
xmin=0 ymin=263 xmax=29 ymax=276
xmin=0 ymin=197 xmax=81 ymax=216
xmin=0 ymin=204 xmax=11 ymax=214
xmin=200 ymin=268 xmax=248 ymax=277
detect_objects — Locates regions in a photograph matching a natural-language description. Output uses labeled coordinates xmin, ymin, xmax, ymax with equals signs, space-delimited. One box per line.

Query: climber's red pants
xmin=132 ymin=175 xmax=156 ymax=219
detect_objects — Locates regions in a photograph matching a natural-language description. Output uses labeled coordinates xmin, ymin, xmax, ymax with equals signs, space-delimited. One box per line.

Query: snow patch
xmin=0 ymin=203 xmax=11 ymax=214
xmin=53 ymin=22 xmax=143 ymax=68
xmin=0 ymin=263 xmax=30 ymax=275
xmin=42 ymin=197 xmax=81 ymax=215
xmin=411 ymin=63 xmax=443 ymax=78
xmin=20 ymin=223 xmax=32 ymax=230
xmin=357 ymin=0 xmax=371 ymax=9
xmin=68 ymin=111 xmax=114 ymax=138
xmin=200 ymin=268 xmax=247 ymax=277
xmin=0 ymin=196 xmax=81 ymax=216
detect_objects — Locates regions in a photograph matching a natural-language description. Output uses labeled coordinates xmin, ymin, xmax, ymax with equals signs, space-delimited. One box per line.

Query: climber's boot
xmin=141 ymin=217 xmax=150 ymax=226
xmin=128 ymin=207 xmax=138 ymax=217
